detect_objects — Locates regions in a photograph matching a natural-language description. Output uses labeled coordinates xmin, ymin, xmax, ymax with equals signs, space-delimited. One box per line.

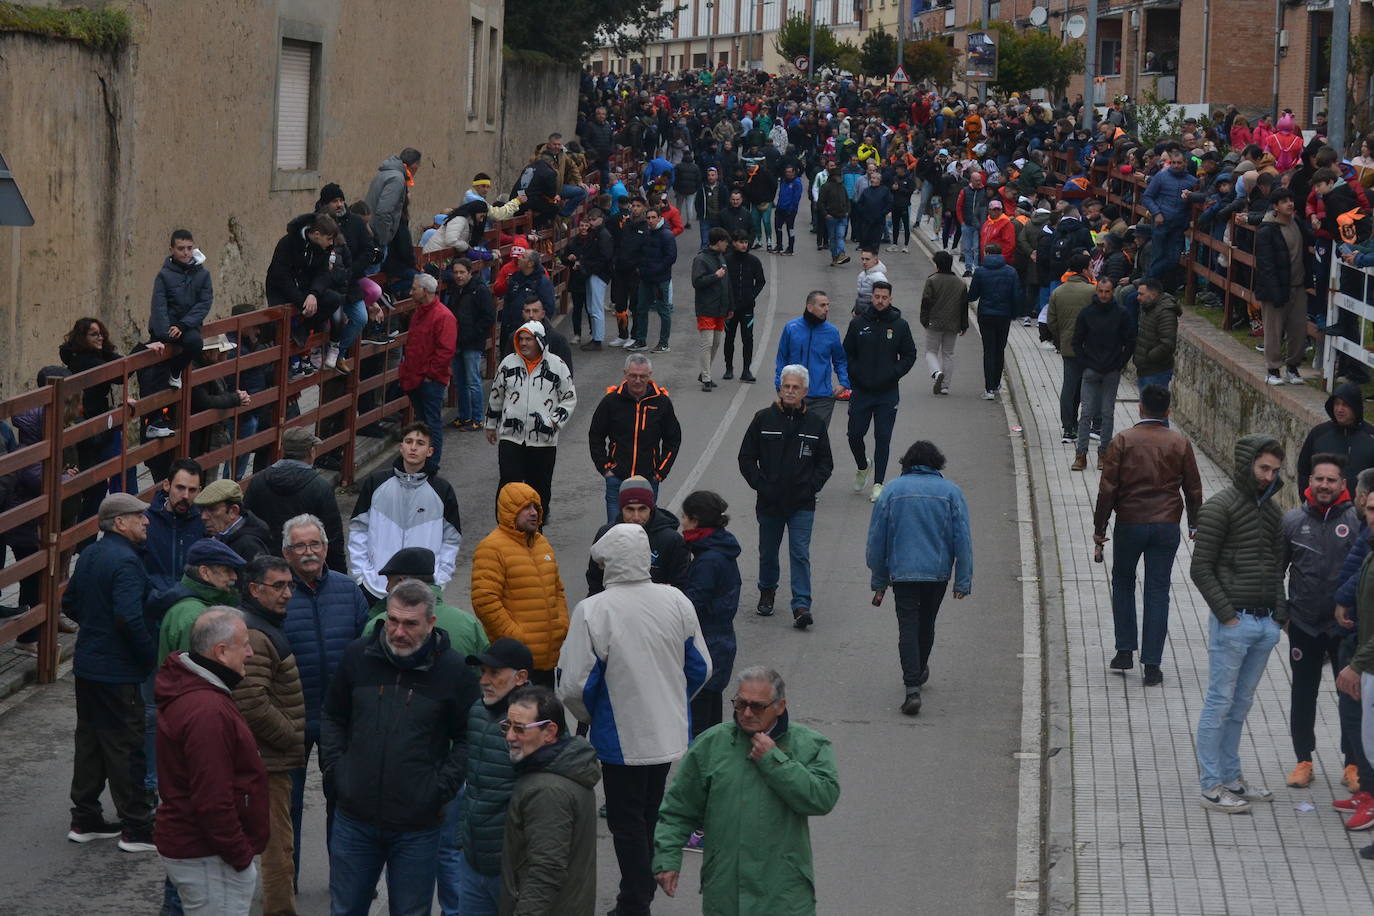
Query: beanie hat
xmin=617 ymin=475 xmax=656 ymax=511
xmin=315 ymin=183 xmax=345 ymax=211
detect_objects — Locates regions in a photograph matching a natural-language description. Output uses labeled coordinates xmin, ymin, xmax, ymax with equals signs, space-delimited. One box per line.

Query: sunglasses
xmin=499 ymin=719 xmax=553 ymax=735
xmin=731 ymin=696 xmax=778 ymax=714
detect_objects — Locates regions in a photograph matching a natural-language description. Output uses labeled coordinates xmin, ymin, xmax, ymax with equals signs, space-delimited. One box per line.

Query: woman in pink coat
xmin=1264 ymin=113 xmax=1304 ymax=171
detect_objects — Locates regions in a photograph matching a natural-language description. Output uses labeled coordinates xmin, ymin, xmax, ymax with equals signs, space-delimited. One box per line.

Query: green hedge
xmin=0 ymin=2 xmax=131 ymax=52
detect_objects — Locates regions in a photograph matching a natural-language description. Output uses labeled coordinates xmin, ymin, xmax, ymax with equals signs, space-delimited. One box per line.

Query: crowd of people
xmin=14 ymin=55 xmax=1374 ymax=914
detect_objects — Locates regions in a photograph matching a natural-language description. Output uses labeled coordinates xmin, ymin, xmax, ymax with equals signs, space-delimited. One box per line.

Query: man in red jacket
xmin=399 ymin=272 xmax=457 ymax=469
xmin=156 ymin=607 xmax=268 ymax=916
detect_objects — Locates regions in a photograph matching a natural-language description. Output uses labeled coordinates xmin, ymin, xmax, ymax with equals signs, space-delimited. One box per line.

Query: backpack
xmin=1051 ymin=224 xmax=1079 ymax=266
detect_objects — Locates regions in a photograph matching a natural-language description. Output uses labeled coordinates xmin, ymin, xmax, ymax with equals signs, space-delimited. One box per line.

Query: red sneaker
xmin=1347 ymin=803 xmax=1374 ymax=831
xmin=1334 ymin=791 xmax=1372 ymax=812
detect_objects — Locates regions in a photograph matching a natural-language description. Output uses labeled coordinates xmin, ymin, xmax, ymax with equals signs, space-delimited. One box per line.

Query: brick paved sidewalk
xmin=1003 ymin=299 xmax=1374 ymax=914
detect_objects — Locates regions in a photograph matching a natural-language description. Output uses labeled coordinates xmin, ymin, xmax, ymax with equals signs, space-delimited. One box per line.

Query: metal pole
xmin=897 ymin=0 xmax=905 ymax=71
xmin=1082 ymin=0 xmax=1097 ymax=129
xmin=979 ymin=0 xmax=990 ymax=102
xmin=1331 ymin=0 xmax=1350 ymax=153
xmin=808 ymin=0 xmax=817 ymax=83
xmin=1271 ymin=0 xmax=1283 ymax=120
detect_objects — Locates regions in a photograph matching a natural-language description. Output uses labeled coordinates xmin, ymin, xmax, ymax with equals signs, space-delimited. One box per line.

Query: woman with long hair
xmin=680 ymin=490 xmax=741 ymax=738
xmin=59 ymin=317 xmax=137 ymax=508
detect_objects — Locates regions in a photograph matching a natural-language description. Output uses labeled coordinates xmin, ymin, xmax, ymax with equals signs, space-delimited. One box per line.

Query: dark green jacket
xmin=1351 ymin=547 xmax=1374 ymax=673
xmin=1190 ymin=434 xmax=1288 ymax=624
xmin=500 ymin=736 xmax=601 ymax=916
xmin=457 ymin=693 xmax=519 ymax=877
xmin=158 ymin=575 xmax=241 ymax=663
xmin=1133 ymin=291 xmax=1181 ymax=377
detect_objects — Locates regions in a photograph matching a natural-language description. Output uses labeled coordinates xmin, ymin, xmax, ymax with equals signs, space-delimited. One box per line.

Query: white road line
xmin=661 ymin=271 xmax=782 ymax=515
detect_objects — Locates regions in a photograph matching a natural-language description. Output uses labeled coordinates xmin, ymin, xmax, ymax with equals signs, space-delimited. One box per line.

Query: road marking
xmin=662 ymin=273 xmax=781 ymax=516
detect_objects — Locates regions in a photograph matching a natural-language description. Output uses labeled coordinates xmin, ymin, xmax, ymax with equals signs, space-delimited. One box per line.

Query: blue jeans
xmin=1110 ymin=522 xmax=1182 ymax=665
xmin=408 ymin=379 xmax=445 ymax=466
xmin=338 ymin=299 xmax=367 ymax=351
xmin=140 ymin=674 xmax=158 ymax=790
xmin=960 ymin=224 xmax=981 ymax=269
xmin=634 ymin=280 xmax=672 ymax=347
xmin=756 ymin=509 xmax=816 ymax=610
xmin=455 ymin=850 xmax=501 ymax=916
xmin=698 ymin=218 xmax=717 ymax=250
xmin=290 ymin=733 xmax=336 ymax=881
xmin=915 ymin=180 xmax=935 ymax=227
xmin=329 ymin=810 xmax=442 ymax=916
xmin=1148 ymin=220 xmax=1187 ymax=280
xmin=1196 ymin=613 xmax=1281 ymax=790
xmin=222 ymin=412 xmax=259 ymax=480
xmin=586 ymin=275 xmax=608 ymax=342
xmin=436 ymin=787 xmax=465 ymax=916
xmin=457 ymin=350 xmax=484 ymax=423
xmin=1076 ymin=368 xmax=1119 ymax=456
xmin=559 ymin=184 xmax=587 ymax=217
xmin=604 ymin=475 xmax=661 ymax=526
xmin=1136 ymin=369 xmax=1174 ymax=393
xmin=825 ymin=217 xmax=848 ymax=259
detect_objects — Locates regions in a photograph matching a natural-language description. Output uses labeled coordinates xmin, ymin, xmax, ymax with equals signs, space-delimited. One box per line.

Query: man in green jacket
xmin=1045 ymin=252 xmax=1097 ymax=443
xmin=364 ymin=547 xmax=488 ymax=659
xmin=156 ymin=538 xmax=245 ymax=662
xmin=1191 ymin=434 xmax=1287 ymax=814
xmin=652 ymin=666 xmax=840 ymax=916
xmin=1132 ymin=278 xmax=1181 ymax=391
xmin=499 ymin=685 xmax=600 ymax=916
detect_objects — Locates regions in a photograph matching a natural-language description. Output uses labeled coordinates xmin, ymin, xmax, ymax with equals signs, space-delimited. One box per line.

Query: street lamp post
xmin=706 ymin=0 xmax=714 ymax=68
xmin=808 ymin=0 xmax=817 ymax=83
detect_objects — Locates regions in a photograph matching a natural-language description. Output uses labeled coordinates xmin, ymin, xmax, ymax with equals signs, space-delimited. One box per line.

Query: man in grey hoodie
xmin=363 ymin=148 xmax=422 ymax=262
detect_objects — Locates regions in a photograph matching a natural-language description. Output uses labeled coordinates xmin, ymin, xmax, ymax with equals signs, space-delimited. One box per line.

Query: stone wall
xmin=1171 ymin=311 xmax=1327 ymax=511
xmin=0 ymin=0 xmax=578 ymax=400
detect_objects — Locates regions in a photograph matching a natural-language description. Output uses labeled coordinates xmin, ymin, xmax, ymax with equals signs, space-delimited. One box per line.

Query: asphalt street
xmin=0 ymin=223 xmax=1027 ymax=915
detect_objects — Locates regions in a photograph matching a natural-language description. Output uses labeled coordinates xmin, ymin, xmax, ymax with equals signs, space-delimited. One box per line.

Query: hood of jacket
xmin=286 ymin=211 xmax=315 ymax=237
xmin=1028 ymin=211 xmax=1051 ymax=229
xmin=687 ymin=526 xmax=742 ymax=560
xmin=516 ymin=735 xmax=602 ymax=788
xmin=982 ymin=253 xmax=1007 ymax=270
xmin=496 ymin=482 xmax=543 ymax=534
xmin=378 ymin=155 xmax=407 ymax=175
xmin=511 ymin=319 xmax=547 ymax=355
xmin=260 ymin=459 xmax=321 ymax=494
xmin=1141 ymin=291 xmax=1182 ymax=317
xmin=1232 ymin=433 xmax=1285 ymax=500
xmin=1326 ymin=381 xmax=1366 ymax=425
xmin=228 ymin=510 xmax=272 ymax=546
xmin=155 ymin=651 xmax=231 ymax=711
xmin=592 ymin=523 xmax=653 ymax=586
xmin=160 ymin=257 xmax=204 ymax=279
xmin=646 ymin=506 xmax=682 ymax=539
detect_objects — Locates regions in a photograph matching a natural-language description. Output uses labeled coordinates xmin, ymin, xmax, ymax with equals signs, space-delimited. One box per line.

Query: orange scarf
xmin=404 ymin=163 xmax=416 ymax=187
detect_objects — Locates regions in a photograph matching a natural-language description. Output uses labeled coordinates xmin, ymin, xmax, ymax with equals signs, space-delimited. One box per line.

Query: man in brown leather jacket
xmin=1092 ymin=385 xmax=1203 ymax=686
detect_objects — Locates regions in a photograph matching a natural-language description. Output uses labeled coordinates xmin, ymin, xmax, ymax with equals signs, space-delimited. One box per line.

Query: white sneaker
xmin=1265 ymin=372 xmax=1283 ymax=386
xmin=981 ymin=390 xmax=996 ymax=400
xmin=886 ymin=245 xmax=900 ymax=252
xmin=1039 ymin=340 xmax=1057 ymax=350
xmin=901 ymin=246 xmax=909 ymax=254
xmin=572 ymin=334 xmax=582 ymax=345
xmin=168 ymin=373 xmax=182 ymax=390
xmin=324 ymin=346 xmax=339 ymax=370
xmin=870 ymin=483 xmax=883 ymax=503
xmin=854 ymin=468 xmax=868 ymax=492
xmin=1200 ymin=785 xmax=1252 ymax=813
xmin=1022 ymin=317 xmax=1033 ymax=327
xmin=609 ymin=337 xmax=630 ymax=348
xmin=1285 ymin=368 xmax=1304 ymax=385
xmin=1225 ymin=779 xmax=1274 ymax=803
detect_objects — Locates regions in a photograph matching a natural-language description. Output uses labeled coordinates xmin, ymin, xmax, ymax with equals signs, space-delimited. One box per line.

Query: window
xmin=275 ymin=39 xmax=317 ymax=171
xmin=486 ymin=26 xmax=499 ymax=125
xmin=467 ymin=18 xmax=481 ymax=119
xmin=694 ymin=52 xmax=708 ymax=68
xmin=1099 ymin=38 xmax=1121 ymax=76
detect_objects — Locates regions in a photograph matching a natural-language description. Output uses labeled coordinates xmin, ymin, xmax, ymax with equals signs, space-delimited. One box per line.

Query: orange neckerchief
xmin=1060 ymin=270 xmax=1078 ymax=283
xmin=404 ymin=163 xmax=416 ymax=187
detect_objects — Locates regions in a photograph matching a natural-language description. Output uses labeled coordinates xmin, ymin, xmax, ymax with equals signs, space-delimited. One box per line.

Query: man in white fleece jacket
xmin=556 ymin=523 xmax=711 ymax=916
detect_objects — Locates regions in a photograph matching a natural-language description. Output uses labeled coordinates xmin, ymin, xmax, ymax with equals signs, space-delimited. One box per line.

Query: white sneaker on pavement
xmin=1225 ymin=779 xmax=1274 ymax=803
xmin=981 ymin=391 xmax=996 ymax=401
xmin=1200 ymin=785 xmax=1252 ymax=813
xmin=854 ymin=468 xmax=868 ymax=492
xmin=870 ymin=483 xmax=883 ymax=503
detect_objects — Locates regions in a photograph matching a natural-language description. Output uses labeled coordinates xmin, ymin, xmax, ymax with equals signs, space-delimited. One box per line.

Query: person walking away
xmin=725 ymin=230 xmax=765 ymax=381
xmin=243 ymin=427 xmax=347 ymax=573
xmin=652 ymin=667 xmax=840 ymax=915
xmin=155 ymin=609 xmax=268 ymax=916
xmin=692 ymin=229 xmax=734 ymax=391
xmin=738 ymin=365 xmax=834 ymax=628
xmin=498 ymin=686 xmax=601 ymax=916
xmin=1132 ymin=278 xmax=1181 ymax=391
xmin=844 ymin=281 xmax=916 ymax=502
xmin=774 ymin=291 xmax=851 ymax=430
xmin=1280 ymin=454 xmax=1360 ymax=788
xmin=1191 ymin=435 xmax=1287 ymax=813
xmin=966 ymin=242 xmax=1021 ymax=401
xmin=321 ymin=579 xmax=481 ymax=916
xmin=470 ymin=483 xmax=569 ymax=687
xmin=919 ymin=250 xmax=967 ymax=394
xmin=680 ymin=490 xmax=741 ymax=738
xmin=557 ymin=523 xmax=712 ymax=916
xmin=866 ymin=442 xmax=973 ymax=715
xmin=1046 ymin=252 xmax=1097 ymax=443
xmin=1070 ymin=278 xmax=1136 ymax=470
xmin=233 ymin=556 xmax=306 ymax=916
xmin=1254 ymin=189 xmax=1316 ymax=385
xmin=1093 ymin=385 xmax=1203 ymax=686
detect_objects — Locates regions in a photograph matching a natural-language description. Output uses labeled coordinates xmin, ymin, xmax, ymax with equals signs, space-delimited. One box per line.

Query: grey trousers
xmin=1262 ymin=285 xmax=1307 ymax=372
xmin=162 ymin=856 xmax=258 ymax=916
xmin=1077 ymin=368 xmax=1120 ymax=456
xmin=804 ymin=395 xmax=834 ymax=430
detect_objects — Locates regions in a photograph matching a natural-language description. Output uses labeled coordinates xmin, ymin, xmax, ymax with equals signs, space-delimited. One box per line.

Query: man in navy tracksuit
xmin=631 ymin=207 xmax=679 ymax=353
xmin=843 ymin=281 xmax=917 ymax=502
xmin=774 ymin=291 xmax=851 ymax=429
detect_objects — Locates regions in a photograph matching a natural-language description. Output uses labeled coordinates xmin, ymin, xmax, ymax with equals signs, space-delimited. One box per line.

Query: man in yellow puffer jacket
xmin=470 ymin=482 xmax=569 ymax=685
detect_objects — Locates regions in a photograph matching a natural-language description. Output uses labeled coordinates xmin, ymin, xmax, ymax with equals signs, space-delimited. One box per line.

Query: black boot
xmin=722 ymin=366 xmax=734 ymax=380
xmin=740 ymin=369 xmax=756 ymax=383
xmin=901 ymin=689 xmax=922 ymax=716
xmin=756 ymin=588 xmax=775 ymax=617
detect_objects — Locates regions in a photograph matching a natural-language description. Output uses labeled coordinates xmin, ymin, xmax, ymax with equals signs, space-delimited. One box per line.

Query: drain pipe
xmin=1271 ymin=0 xmax=1283 ymax=119
xmin=1200 ymin=0 xmax=1211 ymax=103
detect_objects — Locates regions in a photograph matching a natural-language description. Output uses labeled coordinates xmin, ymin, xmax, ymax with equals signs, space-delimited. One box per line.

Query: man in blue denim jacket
xmin=865 ymin=440 xmax=973 ymax=716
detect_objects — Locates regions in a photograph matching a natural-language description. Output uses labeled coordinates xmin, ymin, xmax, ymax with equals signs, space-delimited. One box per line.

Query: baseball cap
xmin=194 ymin=479 xmax=244 ymax=507
xmin=466 ymin=637 xmax=535 ymax=672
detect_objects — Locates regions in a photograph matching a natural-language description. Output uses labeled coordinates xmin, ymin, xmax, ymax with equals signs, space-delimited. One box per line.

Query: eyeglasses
xmin=287 ymin=541 xmax=324 ymax=553
xmin=254 ymin=579 xmax=294 ymax=593
xmin=731 ymin=696 xmax=779 ymax=714
xmin=498 ymin=719 xmax=553 ymax=735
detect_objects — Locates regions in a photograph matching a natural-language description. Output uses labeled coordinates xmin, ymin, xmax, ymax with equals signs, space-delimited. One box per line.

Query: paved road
xmin=0 ymin=227 xmax=1026 ymax=915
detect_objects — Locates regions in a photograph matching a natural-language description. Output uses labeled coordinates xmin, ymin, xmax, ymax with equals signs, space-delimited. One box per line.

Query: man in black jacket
xmin=843 ymin=281 xmax=917 ymax=502
xmin=585 ymin=476 xmax=690 ymax=594
xmin=194 ymin=479 xmax=272 ymax=564
xmin=588 ymin=355 xmax=682 ymax=525
xmin=318 ymin=183 xmax=381 ymax=372
xmin=725 ymin=231 xmax=766 ymax=381
xmin=571 ymin=208 xmax=614 ymax=350
xmin=321 ymin=579 xmax=480 ymax=915
xmin=1071 ymin=279 xmax=1137 ymax=471
xmin=1255 ymin=190 xmax=1316 ymax=385
xmin=242 ymin=427 xmax=347 ymax=573
xmin=265 ymin=213 xmax=349 ymax=355
xmin=718 ymin=189 xmax=753 ymax=240
xmin=737 ymin=364 xmax=834 ymax=629
xmin=446 ymin=259 xmax=496 ymax=430
xmin=1297 ymin=382 xmax=1374 ymax=494
xmin=149 ymin=229 xmax=213 ymax=389
xmin=610 ymin=198 xmax=649 ymax=349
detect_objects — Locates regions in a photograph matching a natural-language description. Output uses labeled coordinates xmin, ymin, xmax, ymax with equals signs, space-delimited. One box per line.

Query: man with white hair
xmin=737 ymin=364 xmax=834 ymax=628
xmin=398 ymin=272 xmax=456 ymax=468
xmin=322 ymin=578 xmax=480 ymax=915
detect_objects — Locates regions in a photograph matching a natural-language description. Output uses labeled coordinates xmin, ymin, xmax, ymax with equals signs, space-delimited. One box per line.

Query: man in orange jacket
xmin=980 ymin=200 xmax=1018 ymax=266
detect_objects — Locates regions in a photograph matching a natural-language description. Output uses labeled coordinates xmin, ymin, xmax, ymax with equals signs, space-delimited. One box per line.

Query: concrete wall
xmin=496 ymin=59 xmax=584 ymax=198
xmin=1170 ymin=312 xmax=1326 ymax=511
xmin=0 ymin=0 xmax=578 ymax=400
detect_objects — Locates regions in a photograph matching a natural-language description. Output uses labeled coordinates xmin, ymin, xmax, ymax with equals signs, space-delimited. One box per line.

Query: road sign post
xmin=794 ymin=54 xmax=810 ymax=72
xmin=891 ymin=64 xmax=910 ymax=84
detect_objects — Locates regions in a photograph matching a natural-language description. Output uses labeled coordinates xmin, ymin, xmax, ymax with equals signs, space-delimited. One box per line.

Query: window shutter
xmin=276 ymin=42 xmax=312 ymax=170
xmin=468 ymin=21 xmax=480 ymax=117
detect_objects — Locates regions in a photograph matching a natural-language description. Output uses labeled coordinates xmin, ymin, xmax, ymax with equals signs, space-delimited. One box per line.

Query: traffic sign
xmin=891 ymin=64 xmax=910 ymax=84
xmin=794 ymin=55 xmax=810 ymax=72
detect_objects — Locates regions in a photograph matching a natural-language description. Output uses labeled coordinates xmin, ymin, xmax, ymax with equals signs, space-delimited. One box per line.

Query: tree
xmin=860 ymin=26 xmax=897 ymax=79
xmin=904 ymin=39 xmax=960 ymax=90
xmin=774 ymin=13 xmax=845 ymax=68
xmin=986 ymin=21 xmax=1084 ymax=102
xmin=504 ymin=0 xmax=684 ymax=67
